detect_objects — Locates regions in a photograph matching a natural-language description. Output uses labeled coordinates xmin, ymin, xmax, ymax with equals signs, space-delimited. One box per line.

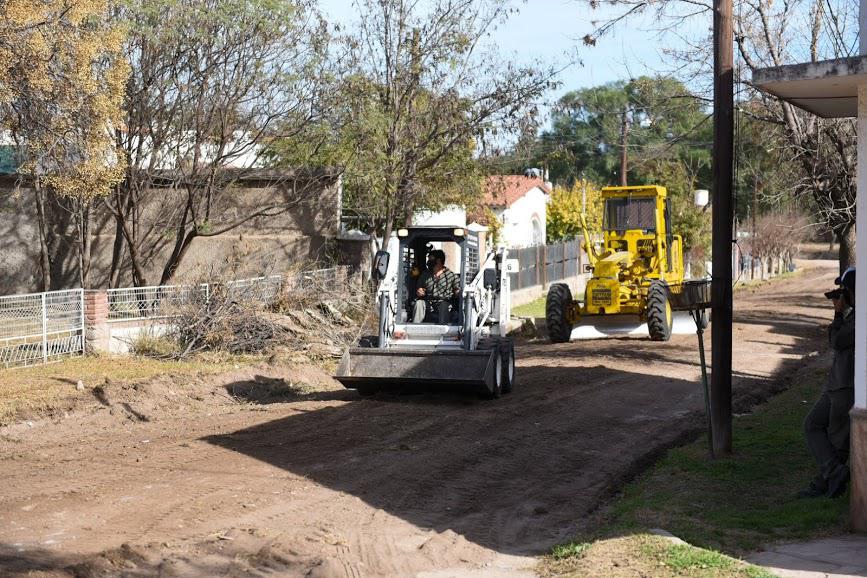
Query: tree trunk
xmin=108 ymin=193 xmax=126 ymax=288
xmin=33 ymin=179 xmax=52 ymax=291
xmin=76 ymin=201 xmax=94 ymax=289
xmin=159 ymin=229 xmax=197 ymax=286
xmin=837 ymin=223 xmax=856 ymax=275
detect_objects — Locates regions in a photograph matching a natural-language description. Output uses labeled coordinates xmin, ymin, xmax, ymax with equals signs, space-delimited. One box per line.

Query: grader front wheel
xmin=646 ymin=281 xmax=673 ymax=341
xmin=546 ymin=283 xmax=574 ymax=343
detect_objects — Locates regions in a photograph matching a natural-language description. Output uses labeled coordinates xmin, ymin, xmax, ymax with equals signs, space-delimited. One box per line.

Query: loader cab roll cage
xmin=395 ymin=226 xmax=480 ymax=325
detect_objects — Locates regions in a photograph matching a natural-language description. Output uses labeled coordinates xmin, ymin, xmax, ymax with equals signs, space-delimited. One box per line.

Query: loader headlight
xmin=453 ymin=228 xmax=465 ymax=236
xmin=397 ymin=229 xmax=408 ymax=237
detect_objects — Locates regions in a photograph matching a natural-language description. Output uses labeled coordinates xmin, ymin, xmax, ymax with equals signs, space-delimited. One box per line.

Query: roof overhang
xmin=752 ymin=55 xmax=867 ymax=118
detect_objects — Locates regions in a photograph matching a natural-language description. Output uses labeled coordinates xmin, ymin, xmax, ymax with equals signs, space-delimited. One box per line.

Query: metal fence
xmin=107 ymin=268 xmax=348 ymax=322
xmin=509 ymin=241 xmax=584 ymax=290
xmin=0 ymin=266 xmax=350 ymax=369
xmin=0 ymin=289 xmax=84 ymax=368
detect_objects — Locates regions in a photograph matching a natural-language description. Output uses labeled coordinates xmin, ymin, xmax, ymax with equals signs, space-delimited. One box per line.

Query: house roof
xmin=484 ymin=175 xmax=551 ymax=208
xmin=752 ymin=55 xmax=867 ymax=118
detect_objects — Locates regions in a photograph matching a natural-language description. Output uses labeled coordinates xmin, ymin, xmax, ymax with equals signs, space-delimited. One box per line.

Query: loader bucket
xmin=335 ymin=348 xmax=497 ymax=393
xmin=570 ymin=312 xmax=695 ymax=340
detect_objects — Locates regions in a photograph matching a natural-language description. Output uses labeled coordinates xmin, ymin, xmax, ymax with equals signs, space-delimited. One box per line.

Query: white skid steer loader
xmin=335 ymin=226 xmax=518 ymax=398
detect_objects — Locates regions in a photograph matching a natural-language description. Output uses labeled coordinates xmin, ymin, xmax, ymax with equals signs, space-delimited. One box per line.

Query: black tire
xmin=546 ymin=283 xmax=573 ymax=343
xmin=486 ymin=347 xmax=503 ymax=399
xmin=358 ymin=335 xmax=379 ymax=348
xmin=500 ymin=338 xmax=516 ymax=394
xmin=476 ymin=338 xmax=503 ymax=399
xmin=646 ymin=281 xmax=673 ymax=341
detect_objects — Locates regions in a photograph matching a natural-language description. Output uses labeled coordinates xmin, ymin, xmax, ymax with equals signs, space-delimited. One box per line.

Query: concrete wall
xmin=0 ymin=171 xmax=341 ymax=294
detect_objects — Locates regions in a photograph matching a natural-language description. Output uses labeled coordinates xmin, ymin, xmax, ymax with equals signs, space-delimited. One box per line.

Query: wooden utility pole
xmin=711 ymin=0 xmax=734 ymax=456
xmin=619 ymin=107 xmax=629 ymax=186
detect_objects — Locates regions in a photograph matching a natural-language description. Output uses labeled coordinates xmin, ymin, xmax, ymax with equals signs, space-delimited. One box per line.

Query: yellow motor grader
xmin=546 ymin=185 xmax=685 ymax=342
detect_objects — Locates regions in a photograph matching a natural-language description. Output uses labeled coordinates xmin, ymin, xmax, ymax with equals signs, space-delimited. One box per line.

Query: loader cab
xmin=394 ymin=226 xmax=480 ymax=325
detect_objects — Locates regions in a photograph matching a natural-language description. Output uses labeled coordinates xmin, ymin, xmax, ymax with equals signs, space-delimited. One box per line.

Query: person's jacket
xmin=826 ymin=307 xmax=855 ymax=391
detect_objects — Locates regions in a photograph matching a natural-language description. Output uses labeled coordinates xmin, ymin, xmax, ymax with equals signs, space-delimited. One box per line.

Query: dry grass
xmin=0 ymin=354 xmax=247 ymax=426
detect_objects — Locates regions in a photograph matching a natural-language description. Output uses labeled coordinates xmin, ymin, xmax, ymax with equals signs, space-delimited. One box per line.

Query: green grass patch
xmin=543 ymin=366 xmax=849 ymax=576
xmin=545 ymin=534 xmax=778 ymax=578
xmin=513 ymin=290 xmax=585 ymax=319
xmin=551 ymin=542 xmax=590 ymax=560
xmin=512 ymin=296 xmax=547 ymax=318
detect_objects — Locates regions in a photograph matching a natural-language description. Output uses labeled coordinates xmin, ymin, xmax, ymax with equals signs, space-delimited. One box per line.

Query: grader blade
xmin=569 ymin=312 xmax=695 ymax=340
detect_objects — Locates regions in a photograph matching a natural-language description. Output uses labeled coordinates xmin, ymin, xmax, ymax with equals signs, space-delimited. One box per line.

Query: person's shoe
xmin=826 ymin=464 xmax=850 ymax=498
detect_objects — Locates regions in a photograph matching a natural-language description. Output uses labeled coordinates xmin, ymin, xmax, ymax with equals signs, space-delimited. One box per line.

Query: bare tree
xmin=110 ymin=0 xmax=333 ymax=287
xmin=581 ymin=0 xmax=858 ymax=271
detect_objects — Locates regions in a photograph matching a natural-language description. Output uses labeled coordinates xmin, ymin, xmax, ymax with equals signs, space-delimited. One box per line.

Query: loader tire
xmin=500 ymin=338 xmax=516 ymax=394
xmin=546 ymin=283 xmax=573 ymax=343
xmin=477 ymin=339 xmax=503 ymax=399
xmin=358 ymin=335 xmax=379 ymax=348
xmin=647 ymin=281 xmax=673 ymax=342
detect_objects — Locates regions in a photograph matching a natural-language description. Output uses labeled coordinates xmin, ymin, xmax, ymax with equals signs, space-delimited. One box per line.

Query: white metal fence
xmin=0 ymin=266 xmax=350 ymax=368
xmin=105 ymin=269 xmax=346 ymax=322
xmin=0 ymin=289 xmax=84 ymax=368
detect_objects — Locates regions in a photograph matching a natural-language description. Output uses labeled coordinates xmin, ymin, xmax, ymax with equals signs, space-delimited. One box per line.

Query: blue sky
xmin=317 ymin=0 xmax=700 ymax=113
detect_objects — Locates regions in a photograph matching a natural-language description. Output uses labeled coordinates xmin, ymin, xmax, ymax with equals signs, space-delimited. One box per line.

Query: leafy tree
xmin=524 ymin=76 xmax=711 ymax=189
xmin=546 ymin=179 xmax=604 ymax=243
xmin=300 ymin=0 xmax=558 ymax=245
xmin=1 ymin=0 xmax=129 ymax=289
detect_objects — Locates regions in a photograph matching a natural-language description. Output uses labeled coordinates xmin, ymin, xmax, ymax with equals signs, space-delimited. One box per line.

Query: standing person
xmin=800 ymin=267 xmax=856 ymax=498
xmin=413 ymin=249 xmax=460 ymax=323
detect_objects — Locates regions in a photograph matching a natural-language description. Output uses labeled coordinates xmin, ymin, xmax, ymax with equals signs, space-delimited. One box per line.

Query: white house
xmin=752 ymin=8 xmax=867 ymax=529
xmin=479 ymin=174 xmax=551 ymax=248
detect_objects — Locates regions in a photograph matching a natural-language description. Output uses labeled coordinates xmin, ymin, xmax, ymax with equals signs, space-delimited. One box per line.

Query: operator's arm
xmin=450 ymin=270 xmax=460 ymax=296
xmin=416 ymin=271 xmax=431 ymax=298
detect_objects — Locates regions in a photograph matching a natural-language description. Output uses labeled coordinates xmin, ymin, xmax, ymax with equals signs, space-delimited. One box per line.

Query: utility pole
xmin=752 ymin=176 xmax=759 ymax=280
xmin=619 ymin=107 xmax=629 ymax=187
xmin=711 ymin=0 xmax=734 ymax=456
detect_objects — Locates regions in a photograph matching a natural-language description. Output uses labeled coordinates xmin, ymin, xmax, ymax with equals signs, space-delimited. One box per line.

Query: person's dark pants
xmin=412 ymin=299 xmax=450 ymax=323
xmin=804 ymin=388 xmax=854 ymax=488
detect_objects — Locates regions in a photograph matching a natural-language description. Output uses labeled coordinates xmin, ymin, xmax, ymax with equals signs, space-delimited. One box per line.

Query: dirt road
xmin=0 ymin=262 xmax=836 ymax=577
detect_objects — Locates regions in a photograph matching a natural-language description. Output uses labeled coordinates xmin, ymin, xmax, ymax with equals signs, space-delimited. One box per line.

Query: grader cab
xmin=546 ymin=185 xmax=685 ymax=342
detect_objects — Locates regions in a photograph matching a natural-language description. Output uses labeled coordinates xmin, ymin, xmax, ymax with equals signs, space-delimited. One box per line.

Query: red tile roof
xmin=483 ymin=175 xmax=551 ymax=207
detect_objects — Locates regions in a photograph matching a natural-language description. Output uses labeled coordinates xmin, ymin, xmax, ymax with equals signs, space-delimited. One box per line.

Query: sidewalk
xmin=748 ymin=535 xmax=867 ymax=577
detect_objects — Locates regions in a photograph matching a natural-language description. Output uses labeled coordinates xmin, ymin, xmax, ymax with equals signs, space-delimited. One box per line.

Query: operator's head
xmin=836 ymin=267 xmax=856 ymax=306
xmin=427 ymin=249 xmax=446 ymax=270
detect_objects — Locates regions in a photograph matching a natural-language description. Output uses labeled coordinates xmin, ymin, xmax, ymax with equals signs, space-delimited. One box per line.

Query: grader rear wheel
xmin=546 ymin=283 xmax=573 ymax=343
xmin=647 ymin=281 xmax=673 ymax=341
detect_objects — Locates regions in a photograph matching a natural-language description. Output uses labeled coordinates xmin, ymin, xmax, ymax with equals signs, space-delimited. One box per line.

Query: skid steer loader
xmin=546 ymin=185 xmax=687 ymax=342
xmin=335 ymin=226 xmax=518 ymax=398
